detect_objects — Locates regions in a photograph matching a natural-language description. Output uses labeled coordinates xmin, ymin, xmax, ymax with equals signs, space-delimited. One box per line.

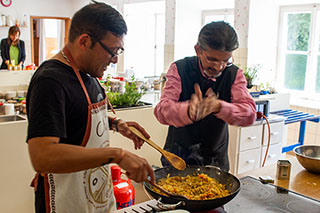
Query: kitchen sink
xmin=0 ymin=115 xmax=26 ymax=123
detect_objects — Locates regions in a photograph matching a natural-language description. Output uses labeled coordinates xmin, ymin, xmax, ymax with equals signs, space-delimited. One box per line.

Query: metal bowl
xmin=294 ymin=145 xmax=320 ymax=173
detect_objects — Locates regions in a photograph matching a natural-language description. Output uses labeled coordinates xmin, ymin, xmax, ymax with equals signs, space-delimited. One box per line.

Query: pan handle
xmin=156 ymin=198 xmax=185 ymax=210
xmin=204 ymin=165 xmax=221 ymax=170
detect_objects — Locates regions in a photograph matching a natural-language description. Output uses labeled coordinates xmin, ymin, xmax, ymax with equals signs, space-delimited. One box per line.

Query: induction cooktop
xmin=114 ymin=176 xmax=320 ymax=213
xmin=224 ymin=176 xmax=320 ymax=213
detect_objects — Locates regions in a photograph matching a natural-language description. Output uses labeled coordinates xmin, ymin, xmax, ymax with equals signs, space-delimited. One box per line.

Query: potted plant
xmin=105 ymin=76 xmax=146 ymax=109
xmin=260 ymin=82 xmax=276 ymax=95
xmin=243 ymin=64 xmax=261 ymax=89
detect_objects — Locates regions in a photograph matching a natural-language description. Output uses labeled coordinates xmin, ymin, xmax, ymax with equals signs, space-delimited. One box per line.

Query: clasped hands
xmin=188 ymin=83 xmax=221 ymax=122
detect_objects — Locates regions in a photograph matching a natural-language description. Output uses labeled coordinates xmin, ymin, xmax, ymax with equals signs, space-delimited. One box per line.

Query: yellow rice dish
xmin=154 ymin=173 xmax=230 ymax=200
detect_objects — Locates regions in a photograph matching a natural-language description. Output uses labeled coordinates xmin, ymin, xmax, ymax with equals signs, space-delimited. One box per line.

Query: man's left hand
xmin=195 ymin=88 xmax=221 ymax=121
xmin=117 ymin=120 xmax=150 ymax=149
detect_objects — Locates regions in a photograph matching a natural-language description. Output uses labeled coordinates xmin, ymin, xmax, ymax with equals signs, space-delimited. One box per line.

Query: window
xmin=202 ymin=9 xmax=234 ymax=26
xmin=277 ymin=5 xmax=320 ymax=100
xmin=123 ymin=1 xmax=165 ymax=79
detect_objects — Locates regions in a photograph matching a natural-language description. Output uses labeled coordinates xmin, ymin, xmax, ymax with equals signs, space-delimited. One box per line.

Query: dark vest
xmin=161 ymin=56 xmax=238 ymax=171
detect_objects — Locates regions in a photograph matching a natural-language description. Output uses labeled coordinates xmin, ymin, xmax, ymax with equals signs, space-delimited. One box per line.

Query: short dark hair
xmin=198 ymin=21 xmax=238 ymax=52
xmin=69 ymin=1 xmax=127 ymax=44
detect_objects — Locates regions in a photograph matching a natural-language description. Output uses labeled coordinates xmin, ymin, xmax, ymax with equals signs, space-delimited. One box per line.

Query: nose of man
xmin=110 ymin=56 xmax=118 ymax=64
xmin=213 ymin=63 xmax=224 ymax=72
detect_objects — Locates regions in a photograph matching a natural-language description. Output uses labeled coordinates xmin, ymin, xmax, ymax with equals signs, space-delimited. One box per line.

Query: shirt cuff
xmin=215 ymin=100 xmax=229 ymax=118
xmin=178 ymin=101 xmax=193 ymax=126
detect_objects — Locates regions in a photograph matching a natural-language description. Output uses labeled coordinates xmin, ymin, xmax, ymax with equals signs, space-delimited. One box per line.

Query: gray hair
xmin=198 ymin=21 xmax=238 ymax=52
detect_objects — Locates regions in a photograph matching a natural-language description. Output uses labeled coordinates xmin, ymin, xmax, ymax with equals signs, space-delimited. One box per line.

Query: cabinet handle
xmin=246 ymin=159 xmax=255 ymax=164
xmin=268 ymin=154 xmax=276 ymax=158
xmin=271 ymin=132 xmax=279 ymax=135
xmin=248 ymin=136 xmax=257 ymax=140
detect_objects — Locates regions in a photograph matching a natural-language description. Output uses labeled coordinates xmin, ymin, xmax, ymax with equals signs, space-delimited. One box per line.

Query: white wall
xmin=247 ymin=0 xmax=279 ymax=85
xmin=174 ymin=0 xmax=234 ymax=61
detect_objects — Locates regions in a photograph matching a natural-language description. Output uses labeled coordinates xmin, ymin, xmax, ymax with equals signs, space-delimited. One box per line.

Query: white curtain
xmin=38 ymin=19 xmax=46 ymax=65
xmin=57 ymin=20 xmax=65 ymax=50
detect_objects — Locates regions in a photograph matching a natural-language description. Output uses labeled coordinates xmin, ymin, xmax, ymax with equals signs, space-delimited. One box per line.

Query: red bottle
xmin=111 ymin=165 xmax=135 ymax=209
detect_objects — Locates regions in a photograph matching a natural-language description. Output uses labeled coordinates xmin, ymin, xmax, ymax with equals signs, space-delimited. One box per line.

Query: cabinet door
xmin=260 ymin=143 xmax=282 ymax=167
xmin=238 ymin=148 xmax=261 ymax=174
xmin=239 ymin=125 xmax=263 ymax=151
xmin=262 ymin=122 xmax=284 ymax=146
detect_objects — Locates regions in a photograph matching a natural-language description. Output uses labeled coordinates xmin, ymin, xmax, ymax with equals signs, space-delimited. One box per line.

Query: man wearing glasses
xmin=154 ymin=21 xmax=256 ymax=171
xmin=27 ymin=2 xmax=154 ymax=212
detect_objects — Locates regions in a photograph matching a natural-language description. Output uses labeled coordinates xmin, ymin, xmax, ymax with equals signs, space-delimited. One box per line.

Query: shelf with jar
xmin=0 ymin=14 xmax=28 ymax=28
xmin=0 ymin=25 xmax=28 ymax=28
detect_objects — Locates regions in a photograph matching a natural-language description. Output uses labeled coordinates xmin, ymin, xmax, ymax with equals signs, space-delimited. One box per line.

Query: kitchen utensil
xmin=294 ymin=145 xmax=320 ymax=173
xmin=144 ymin=165 xmax=240 ymax=212
xmin=146 ymin=180 xmax=188 ymax=200
xmin=4 ymin=103 xmax=15 ymax=115
xmin=128 ymin=126 xmax=186 ymax=170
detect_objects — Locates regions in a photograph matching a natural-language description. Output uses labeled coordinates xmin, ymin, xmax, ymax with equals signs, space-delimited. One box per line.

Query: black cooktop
xmin=114 ymin=176 xmax=320 ymax=213
xmin=224 ymin=176 xmax=320 ymax=213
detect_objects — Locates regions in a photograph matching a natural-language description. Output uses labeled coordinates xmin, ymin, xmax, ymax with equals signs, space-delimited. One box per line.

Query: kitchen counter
xmin=238 ymin=154 xmax=320 ymax=201
xmin=0 ymin=69 xmax=35 ymax=93
xmin=133 ymin=155 xmax=320 ymax=205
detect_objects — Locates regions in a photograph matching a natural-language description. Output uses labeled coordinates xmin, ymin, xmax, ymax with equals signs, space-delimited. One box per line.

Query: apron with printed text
xmin=39 ymin=46 xmax=116 ymax=213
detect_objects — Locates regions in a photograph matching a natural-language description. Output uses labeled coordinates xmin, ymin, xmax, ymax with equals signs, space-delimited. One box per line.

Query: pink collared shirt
xmin=154 ymin=61 xmax=256 ymax=127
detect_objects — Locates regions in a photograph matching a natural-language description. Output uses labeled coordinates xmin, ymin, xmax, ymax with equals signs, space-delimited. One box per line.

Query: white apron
xmin=37 ymin=46 xmax=116 ymax=213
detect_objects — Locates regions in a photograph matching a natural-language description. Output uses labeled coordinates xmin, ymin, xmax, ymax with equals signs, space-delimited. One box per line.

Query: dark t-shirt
xmin=26 ymin=59 xmax=106 ymax=145
xmin=27 ymin=59 xmax=106 ymax=212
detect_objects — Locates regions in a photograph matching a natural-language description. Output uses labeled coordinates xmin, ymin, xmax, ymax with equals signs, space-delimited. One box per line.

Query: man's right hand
xmin=117 ymin=150 xmax=155 ymax=183
xmin=188 ymin=83 xmax=221 ymax=122
xmin=188 ymin=83 xmax=202 ymax=121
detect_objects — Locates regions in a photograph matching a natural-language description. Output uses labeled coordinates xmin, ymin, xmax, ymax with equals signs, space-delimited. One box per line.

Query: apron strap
xmin=63 ymin=46 xmax=92 ymax=105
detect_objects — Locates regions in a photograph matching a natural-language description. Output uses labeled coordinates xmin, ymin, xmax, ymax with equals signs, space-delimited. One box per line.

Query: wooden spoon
xmin=129 ymin=126 xmax=186 ymax=170
xmin=146 ymin=180 xmax=189 ymax=200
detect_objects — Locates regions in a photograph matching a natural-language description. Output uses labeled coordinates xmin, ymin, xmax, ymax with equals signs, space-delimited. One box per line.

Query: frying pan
xmin=144 ymin=165 xmax=240 ymax=212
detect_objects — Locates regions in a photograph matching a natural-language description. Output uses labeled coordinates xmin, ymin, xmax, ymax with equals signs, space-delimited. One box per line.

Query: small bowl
xmin=294 ymin=145 xmax=320 ymax=173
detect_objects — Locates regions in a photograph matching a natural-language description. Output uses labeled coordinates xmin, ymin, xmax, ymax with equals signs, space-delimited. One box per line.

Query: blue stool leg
xmin=282 ymin=121 xmax=307 ymax=153
xmin=298 ymin=121 xmax=306 ymax=146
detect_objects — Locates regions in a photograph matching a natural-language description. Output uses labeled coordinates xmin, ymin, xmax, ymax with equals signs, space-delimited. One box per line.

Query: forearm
xmin=28 ymin=137 xmax=124 ymax=173
xmin=154 ymin=99 xmax=192 ymax=127
xmin=216 ymin=100 xmax=256 ymax=126
xmin=153 ymin=63 xmax=193 ymax=127
xmin=215 ymin=69 xmax=256 ymax=126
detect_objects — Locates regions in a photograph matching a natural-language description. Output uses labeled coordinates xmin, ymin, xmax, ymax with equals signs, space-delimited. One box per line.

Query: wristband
xmin=109 ymin=117 xmax=119 ymax=132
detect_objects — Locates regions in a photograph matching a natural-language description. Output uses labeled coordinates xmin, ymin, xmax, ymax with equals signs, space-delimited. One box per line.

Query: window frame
xmin=276 ymin=4 xmax=320 ymax=101
xmin=201 ymin=9 xmax=234 ymax=26
xmin=122 ymin=0 xmax=165 ymax=79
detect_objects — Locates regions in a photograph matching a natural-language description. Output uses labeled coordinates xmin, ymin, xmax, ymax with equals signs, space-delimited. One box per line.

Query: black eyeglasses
xmin=201 ymin=49 xmax=233 ymax=68
xmin=87 ymin=33 xmax=124 ymax=59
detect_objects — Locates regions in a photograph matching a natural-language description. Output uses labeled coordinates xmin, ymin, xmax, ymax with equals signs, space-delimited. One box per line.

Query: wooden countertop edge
xmin=237 ymin=155 xmax=320 ymax=201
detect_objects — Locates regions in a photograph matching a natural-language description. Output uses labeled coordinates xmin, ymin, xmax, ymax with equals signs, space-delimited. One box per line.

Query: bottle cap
xmin=111 ymin=165 xmax=121 ymax=182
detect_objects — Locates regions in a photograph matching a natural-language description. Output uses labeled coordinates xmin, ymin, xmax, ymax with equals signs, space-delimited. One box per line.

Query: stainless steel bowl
xmin=294 ymin=145 xmax=320 ymax=173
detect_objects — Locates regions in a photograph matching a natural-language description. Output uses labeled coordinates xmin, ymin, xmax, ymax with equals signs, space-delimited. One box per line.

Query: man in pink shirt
xmin=154 ymin=21 xmax=256 ymax=171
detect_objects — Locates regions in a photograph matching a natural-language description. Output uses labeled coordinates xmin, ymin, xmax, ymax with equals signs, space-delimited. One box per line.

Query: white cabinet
xmin=239 ymin=125 xmax=262 ymax=151
xmin=260 ymin=143 xmax=282 ymax=167
xmin=262 ymin=122 xmax=284 ymax=146
xmin=237 ymin=148 xmax=261 ymax=174
xmin=0 ymin=116 xmax=35 ymax=213
xmin=228 ymin=119 xmax=284 ymax=175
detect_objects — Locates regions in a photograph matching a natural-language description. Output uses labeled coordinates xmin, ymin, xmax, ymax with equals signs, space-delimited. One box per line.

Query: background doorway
xmin=30 ymin=16 xmax=70 ymax=66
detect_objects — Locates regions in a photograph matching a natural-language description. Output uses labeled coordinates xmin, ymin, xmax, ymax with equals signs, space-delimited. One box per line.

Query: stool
xmin=270 ymin=109 xmax=320 ymax=153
